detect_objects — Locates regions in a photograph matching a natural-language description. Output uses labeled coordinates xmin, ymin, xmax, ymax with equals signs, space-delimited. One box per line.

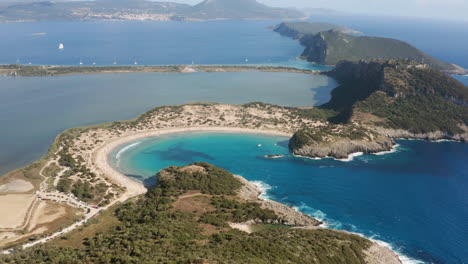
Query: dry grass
xmin=51 ymin=205 xmax=120 ymax=248
xmin=172 ymin=191 xmax=215 ymax=216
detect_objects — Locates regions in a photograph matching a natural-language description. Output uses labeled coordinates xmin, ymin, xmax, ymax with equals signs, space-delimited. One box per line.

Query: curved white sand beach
xmin=94 ymin=127 xmax=293 ymax=202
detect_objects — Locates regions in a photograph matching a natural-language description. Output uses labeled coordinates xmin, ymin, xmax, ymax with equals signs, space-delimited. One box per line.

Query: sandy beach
xmin=94 ymin=126 xmax=293 ymax=202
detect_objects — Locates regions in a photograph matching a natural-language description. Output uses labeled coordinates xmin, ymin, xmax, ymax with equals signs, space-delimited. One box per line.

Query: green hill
xmin=274 ymin=23 xmax=465 ymax=74
xmin=1 ymin=163 xmax=377 ymax=264
xmin=274 ymin=22 xmax=361 ymax=39
xmin=323 ymin=60 xmax=468 ymax=135
xmin=302 ymin=30 xmax=456 ymax=71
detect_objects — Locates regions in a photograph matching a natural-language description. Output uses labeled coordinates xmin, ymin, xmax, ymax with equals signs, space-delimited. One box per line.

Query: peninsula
xmin=274 ymin=22 xmax=468 ymax=75
xmin=0 ymin=60 xmax=466 ymax=262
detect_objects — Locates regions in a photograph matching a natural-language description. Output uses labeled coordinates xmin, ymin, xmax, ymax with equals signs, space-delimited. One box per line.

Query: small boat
xmin=113 ymin=60 xmax=117 ymax=65
xmin=92 ymin=62 xmax=96 ymax=65
xmin=79 ymin=60 xmax=83 ymax=65
xmin=245 ymin=58 xmax=249 ymax=62
xmin=257 ymin=144 xmax=262 ymax=147
xmin=58 ymin=43 xmax=64 ymax=50
xmin=134 ymin=61 xmax=138 ymax=65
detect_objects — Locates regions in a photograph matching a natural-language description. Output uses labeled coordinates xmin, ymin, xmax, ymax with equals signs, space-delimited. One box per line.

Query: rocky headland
xmin=274 ymin=22 xmax=466 ymax=75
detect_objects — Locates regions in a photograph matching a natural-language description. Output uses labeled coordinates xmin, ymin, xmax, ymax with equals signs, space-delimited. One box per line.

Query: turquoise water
xmin=110 ymin=132 xmax=468 ymax=264
xmin=0 ymin=72 xmax=335 ymax=176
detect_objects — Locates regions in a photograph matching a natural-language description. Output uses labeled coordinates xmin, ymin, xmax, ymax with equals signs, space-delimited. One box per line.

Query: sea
xmin=110 ymin=132 xmax=468 ymax=264
xmin=0 ymin=17 xmax=467 ymax=264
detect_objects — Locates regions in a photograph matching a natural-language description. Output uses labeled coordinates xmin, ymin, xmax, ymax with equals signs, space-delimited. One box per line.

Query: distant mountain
xmin=186 ymin=0 xmax=305 ymax=20
xmin=274 ymin=22 xmax=465 ymax=74
xmin=0 ymin=0 xmax=305 ymax=22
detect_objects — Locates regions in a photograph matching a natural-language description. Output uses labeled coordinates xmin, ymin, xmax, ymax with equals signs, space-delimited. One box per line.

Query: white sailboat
xmin=134 ymin=60 xmax=138 ymax=65
xmin=113 ymin=60 xmax=117 ymax=65
xmin=245 ymin=58 xmax=249 ymax=62
xmin=79 ymin=59 xmax=83 ymax=65
xmin=58 ymin=43 xmax=64 ymax=50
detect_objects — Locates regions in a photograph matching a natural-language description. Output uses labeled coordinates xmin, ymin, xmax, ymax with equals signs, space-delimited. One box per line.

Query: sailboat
xmin=134 ymin=60 xmax=138 ymax=65
xmin=113 ymin=60 xmax=117 ymax=65
xmin=92 ymin=62 xmax=96 ymax=65
xmin=79 ymin=59 xmax=83 ymax=65
xmin=245 ymin=58 xmax=249 ymax=62
xmin=58 ymin=43 xmax=64 ymax=50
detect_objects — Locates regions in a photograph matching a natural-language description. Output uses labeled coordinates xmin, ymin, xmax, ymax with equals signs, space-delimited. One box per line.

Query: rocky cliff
xmin=288 ymin=125 xmax=395 ymax=159
xmin=290 ymin=60 xmax=467 ymax=159
xmin=325 ymin=60 xmax=468 ymax=135
xmin=235 ymin=175 xmax=322 ymax=226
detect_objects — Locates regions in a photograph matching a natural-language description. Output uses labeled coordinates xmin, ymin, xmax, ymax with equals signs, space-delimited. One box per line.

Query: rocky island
xmin=274 ymin=22 xmax=468 ymax=75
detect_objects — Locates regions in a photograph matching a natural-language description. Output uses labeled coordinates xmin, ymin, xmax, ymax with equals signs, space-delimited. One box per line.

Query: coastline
xmin=95 ymin=127 xmax=293 ymax=202
xmin=234 ymin=173 xmax=402 ymax=264
xmin=97 ymin=126 xmax=404 ymax=263
xmin=0 ymin=64 xmax=324 ymax=77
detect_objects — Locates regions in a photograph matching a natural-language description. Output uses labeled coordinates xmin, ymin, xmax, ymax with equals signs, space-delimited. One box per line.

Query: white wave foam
xmin=293 ymin=154 xmax=323 ymax=160
xmin=251 ymin=180 xmax=273 ymax=200
xmin=115 ymin=141 xmax=141 ymax=160
xmin=294 ymin=153 xmax=365 ymax=162
xmin=373 ymin=144 xmax=400 ymax=156
xmin=335 ymin=152 xmax=364 ymax=162
xmin=366 ymin=236 xmax=425 ymax=264
xmin=293 ymin=202 xmax=328 ymax=226
xmin=291 ymin=202 xmax=425 ymax=264
xmin=434 ymin=139 xmax=456 ymax=143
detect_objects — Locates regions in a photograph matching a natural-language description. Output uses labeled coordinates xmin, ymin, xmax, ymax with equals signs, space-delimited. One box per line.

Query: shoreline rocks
xmin=234 ymin=175 xmax=322 ymax=227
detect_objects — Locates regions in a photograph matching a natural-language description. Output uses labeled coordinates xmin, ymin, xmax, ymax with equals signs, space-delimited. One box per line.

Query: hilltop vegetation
xmin=274 ymin=22 xmax=361 ymax=39
xmin=274 ymin=22 xmax=463 ymax=73
xmin=324 ymin=60 xmax=468 ymax=135
xmin=1 ymin=163 xmax=375 ymax=264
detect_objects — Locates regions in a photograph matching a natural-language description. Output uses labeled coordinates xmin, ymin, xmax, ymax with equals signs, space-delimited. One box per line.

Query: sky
xmin=169 ymin=0 xmax=468 ymax=22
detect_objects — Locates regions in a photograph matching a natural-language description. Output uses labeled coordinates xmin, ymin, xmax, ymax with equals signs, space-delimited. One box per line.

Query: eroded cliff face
xmin=290 ymin=137 xmax=394 ymax=160
xmin=300 ymin=33 xmax=328 ymax=65
xmin=288 ymin=126 xmax=395 ymax=160
xmin=291 ymin=60 xmax=467 ymax=159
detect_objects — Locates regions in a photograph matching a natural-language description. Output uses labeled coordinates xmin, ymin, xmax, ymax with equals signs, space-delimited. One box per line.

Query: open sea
xmin=0 ymin=16 xmax=467 ymax=264
xmin=110 ymin=132 xmax=468 ymax=264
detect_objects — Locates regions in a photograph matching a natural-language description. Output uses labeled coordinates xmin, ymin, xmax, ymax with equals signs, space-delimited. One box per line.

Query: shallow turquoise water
xmin=110 ymin=132 xmax=468 ymax=264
